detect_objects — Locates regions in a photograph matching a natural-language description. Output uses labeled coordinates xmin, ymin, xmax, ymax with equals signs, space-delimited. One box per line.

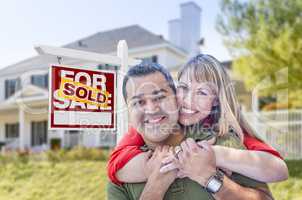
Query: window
xmin=5 ymin=78 xmax=21 ymax=99
xmin=31 ymin=121 xmax=48 ymax=146
xmin=141 ymin=55 xmax=158 ymax=63
xmin=31 ymin=74 xmax=48 ymax=88
xmin=152 ymin=55 xmax=158 ymax=63
xmin=98 ymin=64 xmax=117 ymax=70
xmin=100 ymin=132 xmax=116 ymax=147
xmin=5 ymin=123 xmax=19 ymax=139
xmin=68 ymin=130 xmax=80 ymax=134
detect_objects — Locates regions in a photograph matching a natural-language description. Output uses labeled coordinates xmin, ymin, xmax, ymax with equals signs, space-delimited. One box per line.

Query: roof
xmin=0 ymin=55 xmax=58 ymax=77
xmin=0 ymin=84 xmax=48 ymax=111
xmin=64 ymin=25 xmax=170 ymax=54
xmin=0 ymin=55 xmax=91 ymax=77
xmin=0 ymin=25 xmax=185 ymax=76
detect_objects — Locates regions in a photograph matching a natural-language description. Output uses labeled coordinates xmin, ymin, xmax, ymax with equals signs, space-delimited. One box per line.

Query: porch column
xmin=95 ymin=131 xmax=99 ymax=147
xmin=19 ymin=107 xmax=25 ymax=150
xmin=59 ymin=130 xmax=65 ymax=148
xmin=0 ymin=122 xmax=4 ymax=141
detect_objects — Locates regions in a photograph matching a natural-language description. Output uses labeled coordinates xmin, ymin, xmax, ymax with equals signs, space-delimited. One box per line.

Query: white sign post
xmin=35 ymin=40 xmax=140 ymax=143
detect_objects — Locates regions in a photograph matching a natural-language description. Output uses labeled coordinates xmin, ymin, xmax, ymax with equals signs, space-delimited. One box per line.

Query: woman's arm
xmin=116 ymin=152 xmax=149 ymax=183
xmin=116 ymin=146 xmax=176 ymax=183
xmin=213 ymin=146 xmax=288 ymax=182
xmin=107 ymin=127 xmax=146 ymax=184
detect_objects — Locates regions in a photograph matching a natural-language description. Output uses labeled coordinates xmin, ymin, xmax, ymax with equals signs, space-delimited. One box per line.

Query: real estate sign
xmin=49 ymin=65 xmax=116 ymax=130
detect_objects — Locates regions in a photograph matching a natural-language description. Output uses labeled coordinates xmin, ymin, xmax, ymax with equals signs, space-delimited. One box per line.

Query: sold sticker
xmin=49 ymin=65 xmax=116 ymax=130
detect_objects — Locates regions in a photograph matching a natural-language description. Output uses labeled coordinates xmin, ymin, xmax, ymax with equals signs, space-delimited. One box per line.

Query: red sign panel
xmin=49 ymin=65 xmax=116 ymax=130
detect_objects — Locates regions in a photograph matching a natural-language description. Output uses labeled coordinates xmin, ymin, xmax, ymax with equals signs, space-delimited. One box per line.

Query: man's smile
xmin=144 ymin=115 xmax=167 ymax=125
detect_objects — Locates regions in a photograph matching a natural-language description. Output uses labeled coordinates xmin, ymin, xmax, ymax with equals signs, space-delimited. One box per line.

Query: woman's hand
xmin=159 ymin=138 xmax=220 ymax=184
xmin=177 ymin=138 xmax=217 ymax=186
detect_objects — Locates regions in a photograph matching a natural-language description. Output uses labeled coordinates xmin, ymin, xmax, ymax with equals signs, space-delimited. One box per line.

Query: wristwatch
xmin=205 ymin=169 xmax=224 ymax=194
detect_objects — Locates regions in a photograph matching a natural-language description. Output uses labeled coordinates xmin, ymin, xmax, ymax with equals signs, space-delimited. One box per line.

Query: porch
xmin=0 ymin=84 xmax=116 ymax=152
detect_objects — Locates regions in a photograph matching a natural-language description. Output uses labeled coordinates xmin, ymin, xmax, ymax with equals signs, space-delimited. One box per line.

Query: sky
xmin=0 ymin=0 xmax=231 ymax=70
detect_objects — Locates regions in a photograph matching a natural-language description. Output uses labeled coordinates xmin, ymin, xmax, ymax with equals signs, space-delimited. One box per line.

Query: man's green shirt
xmin=107 ymin=130 xmax=269 ymax=200
xmin=107 ymin=173 xmax=268 ymax=200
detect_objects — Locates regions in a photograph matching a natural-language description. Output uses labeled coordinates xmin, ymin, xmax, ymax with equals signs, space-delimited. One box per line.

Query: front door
xmin=68 ymin=130 xmax=80 ymax=148
xmin=31 ymin=121 xmax=48 ymax=147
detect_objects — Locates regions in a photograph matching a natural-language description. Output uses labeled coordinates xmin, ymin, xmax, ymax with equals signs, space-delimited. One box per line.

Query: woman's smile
xmin=180 ymin=107 xmax=198 ymax=115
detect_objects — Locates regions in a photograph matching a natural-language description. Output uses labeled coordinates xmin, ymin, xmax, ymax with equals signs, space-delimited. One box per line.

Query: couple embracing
xmin=107 ymin=54 xmax=288 ymax=200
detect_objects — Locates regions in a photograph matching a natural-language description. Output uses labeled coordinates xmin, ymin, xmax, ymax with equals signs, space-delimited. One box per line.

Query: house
xmin=0 ymin=2 xmax=202 ymax=151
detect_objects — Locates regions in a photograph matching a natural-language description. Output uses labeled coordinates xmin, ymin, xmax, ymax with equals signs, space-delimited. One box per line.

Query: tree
xmin=216 ymin=0 xmax=302 ymax=108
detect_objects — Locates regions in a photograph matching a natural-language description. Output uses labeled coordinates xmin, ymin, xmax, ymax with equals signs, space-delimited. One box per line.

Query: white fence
xmin=245 ymin=109 xmax=302 ymax=160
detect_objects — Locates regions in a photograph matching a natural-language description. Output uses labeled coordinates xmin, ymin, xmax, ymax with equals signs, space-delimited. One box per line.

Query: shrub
xmin=44 ymin=146 xmax=108 ymax=162
xmin=1 ymin=147 xmax=109 ymax=164
xmin=65 ymin=146 xmax=107 ymax=161
xmin=45 ymin=149 xmax=64 ymax=163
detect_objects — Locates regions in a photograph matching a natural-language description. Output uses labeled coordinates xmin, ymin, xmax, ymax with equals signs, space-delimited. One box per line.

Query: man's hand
xmin=177 ymin=138 xmax=217 ymax=186
xmin=147 ymin=145 xmax=177 ymax=184
xmin=143 ymin=146 xmax=171 ymax=176
xmin=140 ymin=146 xmax=177 ymax=200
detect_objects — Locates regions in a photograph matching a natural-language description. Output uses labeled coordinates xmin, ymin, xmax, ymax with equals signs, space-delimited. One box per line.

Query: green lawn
xmin=0 ymin=161 xmax=108 ymax=200
xmin=0 ymin=157 xmax=301 ymax=200
xmin=269 ymin=160 xmax=302 ymax=200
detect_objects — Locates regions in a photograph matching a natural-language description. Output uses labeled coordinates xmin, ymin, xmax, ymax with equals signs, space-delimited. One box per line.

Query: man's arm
xmin=139 ymin=146 xmax=177 ymax=200
xmin=139 ymin=172 xmax=172 ymax=200
xmin=213 ymin=175 xmax=273 ymax=200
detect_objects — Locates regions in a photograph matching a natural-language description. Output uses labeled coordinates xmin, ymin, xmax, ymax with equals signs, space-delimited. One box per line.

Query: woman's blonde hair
xmin=178 ymin=54 xmax=260 ymax=142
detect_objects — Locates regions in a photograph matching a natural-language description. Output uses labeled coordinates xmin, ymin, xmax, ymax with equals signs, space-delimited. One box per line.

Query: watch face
xmin=208 ymin=178 xmax=222 ymax=193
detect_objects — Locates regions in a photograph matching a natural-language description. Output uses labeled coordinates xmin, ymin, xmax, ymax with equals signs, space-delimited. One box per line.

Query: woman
xmin=107 ymin=54 xmax=288 ymax=185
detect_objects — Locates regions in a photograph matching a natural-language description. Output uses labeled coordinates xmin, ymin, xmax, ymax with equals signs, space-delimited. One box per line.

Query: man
xmin=107 ymin=63 xmax=273 ymax=200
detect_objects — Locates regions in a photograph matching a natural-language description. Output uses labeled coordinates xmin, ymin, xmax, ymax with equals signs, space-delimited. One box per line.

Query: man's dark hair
xmin=122 ymin=62 xmax=176 ymax=102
